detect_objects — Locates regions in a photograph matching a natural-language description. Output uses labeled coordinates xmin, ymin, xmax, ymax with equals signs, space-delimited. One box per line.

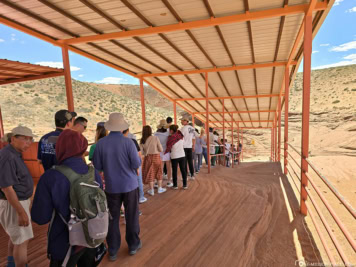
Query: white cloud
xmin=330 ymin=41 xmax=356 ymax=52
xmin=95 ymin=77 xmax=124 ymax=84
xmin=313 ymin=54 xmax=356 ymax=70
xmin=78 ymin=74 xmax=84 ymax=77
xmin=11 ymin=33 xmax=15 ymax=37
xmin=320 ymin=43 xmax=329 ymax=47
xmin=346 ymin=7 xmax=356 ymax=13
xmin=312 ymin=50 xmax=319 ymax=54
xmin=0 ymin=39 xmax=4 ymax=43
xmin=343 ymin=54 xmax=356 ymax=60
xmin=35 ymin=61 xmax=81 ymax=71
xmin=334 ymin=0 xmax=343 ymax=6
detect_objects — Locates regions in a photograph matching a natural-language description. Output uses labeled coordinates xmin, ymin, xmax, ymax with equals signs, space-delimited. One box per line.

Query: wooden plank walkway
xmin=0 ymin=162 xmax=322 ymax=267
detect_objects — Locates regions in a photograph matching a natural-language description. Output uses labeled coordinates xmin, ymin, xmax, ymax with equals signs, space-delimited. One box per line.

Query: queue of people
xmin=0 ymin=109 xmax=217 ymax=267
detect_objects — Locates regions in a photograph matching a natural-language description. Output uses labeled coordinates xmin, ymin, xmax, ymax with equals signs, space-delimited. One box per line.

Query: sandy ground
xmin=0 ymin=163 xmax=324 ymax=267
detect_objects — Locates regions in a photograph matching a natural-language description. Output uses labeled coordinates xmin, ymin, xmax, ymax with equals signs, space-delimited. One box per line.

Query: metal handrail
xmin=285 ymin=142 xmax=355 ymax=263
xmin=286 ymin=169 xmax=336 ymax=265
xmin=304 ymin=179 xmax=350 ymax=265
xmin=306 ymin=172 xmax=356 ymax=252
xmin=287 ymin=142 xmax=356 ymax=219
xmin=306 ymin=158 xmax=356 ymax=220
xmin=287 ymin=142 xmax=301 ymax=156
xmin=287 ymin=149 xmax=301 ymax=169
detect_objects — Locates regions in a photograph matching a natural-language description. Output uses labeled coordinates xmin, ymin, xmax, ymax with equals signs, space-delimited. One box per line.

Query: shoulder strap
xmin=53 ymin=165 xmax=81 ymax=184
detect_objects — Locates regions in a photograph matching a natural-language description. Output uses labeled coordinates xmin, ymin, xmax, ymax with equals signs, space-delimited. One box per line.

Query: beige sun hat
xmin=11 ymin=126 xmax=36 ymax=138
xmin=104 ymin=113 xmax=129 ymax=132
xmin=157 ymin=119 xmax=167 ymax=129
xmin=180 ymin=115 xmax=190 ymax=122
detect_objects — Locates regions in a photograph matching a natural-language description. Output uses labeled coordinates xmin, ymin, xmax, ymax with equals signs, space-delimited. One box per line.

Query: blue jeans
xmin=194 ymin=153 xmax=202 ymax=172
xmin=137 ymin=166 xmax=144 ymax=199
xmin=202 ymin=147 xmax=208 ymax=165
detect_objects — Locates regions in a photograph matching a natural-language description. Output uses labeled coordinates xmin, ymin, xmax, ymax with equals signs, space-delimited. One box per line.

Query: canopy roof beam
xmin=176 ymin=94 xmax=281 ymax=101
xmin=139 ymin=61 xmax=296 ymax=78
xmin=58 ymin=2 xmax=328 ymax=45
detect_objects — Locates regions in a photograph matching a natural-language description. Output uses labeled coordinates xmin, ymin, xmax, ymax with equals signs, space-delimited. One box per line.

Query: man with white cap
xmin=180 ymin=115 xmax=196 ymax=179
xmin=0 ymin=126 xmax=35 ymax=267
xmin=93 ymin=113 xmax=142 ymax=261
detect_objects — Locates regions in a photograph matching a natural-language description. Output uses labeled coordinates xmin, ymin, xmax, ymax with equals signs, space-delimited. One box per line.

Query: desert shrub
xmin=332 ymin=100 xmax=340 ymax=104
xmin=23 ymin=84 xmax=34 ymax=88
xmin=32 ymin=97 xmax=45 ymax=105
xmin=352 ymin=89 xmax=356 ymax=92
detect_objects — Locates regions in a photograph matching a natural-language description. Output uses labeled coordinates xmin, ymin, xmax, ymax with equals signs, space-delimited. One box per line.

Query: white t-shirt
xmin=180 ymin=125 xmax=196 ymax=148
xmin=225 ymin=143 xmax=231 ymax=155
xmin=170 ymin=139 xmax=185 ymax=159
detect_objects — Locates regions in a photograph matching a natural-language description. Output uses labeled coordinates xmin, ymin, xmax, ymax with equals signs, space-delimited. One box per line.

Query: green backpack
xmin=54 ymin=165 xmax=109 ymax=265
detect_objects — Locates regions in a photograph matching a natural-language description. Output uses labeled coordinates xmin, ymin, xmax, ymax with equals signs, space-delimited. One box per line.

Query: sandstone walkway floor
xmin=0 ymin=162 xmax=322 ymax=267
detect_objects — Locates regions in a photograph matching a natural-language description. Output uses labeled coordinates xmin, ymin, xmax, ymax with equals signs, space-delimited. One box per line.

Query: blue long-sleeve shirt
xmin=31 ymin=157 xmax=102 ymax=261
xmin=93 ymin=131 xmax=141 ymax=194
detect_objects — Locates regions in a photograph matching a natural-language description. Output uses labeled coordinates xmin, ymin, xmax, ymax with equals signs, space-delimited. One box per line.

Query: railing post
xmin=222 ymin=99 xmax=226 ymax=167
xmin=300 ymin=12 xmax=312 ymax=216
xmin=231 ymin=116 xmax=234 ymax=168
xmin=173 ymin=100 xmax=177 ymax=124
xmin=61 ymin=45 xmax=74 ymax=112
xmin=140 ymin=77 xmax=146 ymax=126
xmin=273 ymin=118 xmax=278 ymax=162
xmin=278 ymin=96 xmax=282 ymax=162
xmin=0 ymin=106 xmax=4 ymax=149
xmin=271 ymin=124 xmax=274 ymax=162
xmin=205 ymin=72 xmax=211 ymax=173
xmin=284 ymin=66 xmax=290 ymax=174
xmin=237 ymin=122 xmax=240 ymax=163
xmin=241 ymin=130 xmax=243 ymax=161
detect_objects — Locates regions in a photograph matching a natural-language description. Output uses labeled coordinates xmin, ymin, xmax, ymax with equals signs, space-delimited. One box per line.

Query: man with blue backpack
xmin=31 ymin=129 xmax=106 ymax=267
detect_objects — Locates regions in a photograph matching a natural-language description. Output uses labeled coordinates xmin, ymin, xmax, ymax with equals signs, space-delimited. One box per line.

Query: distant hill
xmin=0 ymin=77 xmax=180 ymax=142
xmin=0 ymin=64 xmax=355 ymax=144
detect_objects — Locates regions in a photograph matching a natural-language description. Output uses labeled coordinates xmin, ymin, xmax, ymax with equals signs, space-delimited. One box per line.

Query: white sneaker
xmin=147 ymin=189 xmax=154 ymax=196
xmin=166 ymin=182 xmax=173 ymax=188
xmin=190 ymin=176 xmax=195 ymax=180
xmin=139 ymin=197 xmax=147 ymax=203
xmin=158 ymin=187 xmax=167 ymax=194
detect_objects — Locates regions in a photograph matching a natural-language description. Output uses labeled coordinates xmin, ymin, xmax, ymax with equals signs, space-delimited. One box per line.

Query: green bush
xmin=332 ymin=100 xmax=340 ymax=104
xmin=23 ymin=84 xmax=35 ymax=88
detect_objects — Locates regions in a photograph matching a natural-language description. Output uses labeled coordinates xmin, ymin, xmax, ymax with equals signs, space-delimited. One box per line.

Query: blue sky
xmin=0 ymin=0 xmax=355 ymax=85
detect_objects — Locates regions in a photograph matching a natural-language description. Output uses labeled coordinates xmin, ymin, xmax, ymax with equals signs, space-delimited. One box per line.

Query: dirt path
xmin=0 ymin=162 xmax=323 ymax=267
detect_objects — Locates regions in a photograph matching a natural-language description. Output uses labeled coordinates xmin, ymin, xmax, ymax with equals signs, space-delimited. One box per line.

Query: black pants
xmin=171 ymin=157 xmax=187 ymax=187
xmin=105 ymin=188 xmax=141 ymax=256
xmin=49 ymin=248 xmax=96 ymax=267
xmin=163 ymin=162 xmax=167 ymax=175
xmin=184 ymin=148 xmax=194 ymax=177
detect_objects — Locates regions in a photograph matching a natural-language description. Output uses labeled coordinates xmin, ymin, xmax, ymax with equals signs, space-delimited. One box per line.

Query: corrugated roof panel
xmin=219 ymin=22 xmax=253 ymax=64
xmin=208 ymin=0 xmax=245 ymax=17
xmin=256 ymin=67 xmax=274 ymax=95
xmin=163 ymin=30 xmax=215 ymax=69
xmin=168 ymin=0 xmax=209 ymax=22
xmin=277 ymin=14 xmax=304 ymax=61
xmin=249 ymin=0 xmax=284 ymax=11
xmin=128 ymin=0 xmax=178 ymax=26
xmin=189 ymin=27 xmax=232 ymax=67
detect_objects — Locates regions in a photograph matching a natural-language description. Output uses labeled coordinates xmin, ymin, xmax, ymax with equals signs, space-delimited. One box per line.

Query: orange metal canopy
xmin=0 ymin=59 xmax=64 ymax=85
xmin=0 ymin=0 xmax=333 ymax=129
